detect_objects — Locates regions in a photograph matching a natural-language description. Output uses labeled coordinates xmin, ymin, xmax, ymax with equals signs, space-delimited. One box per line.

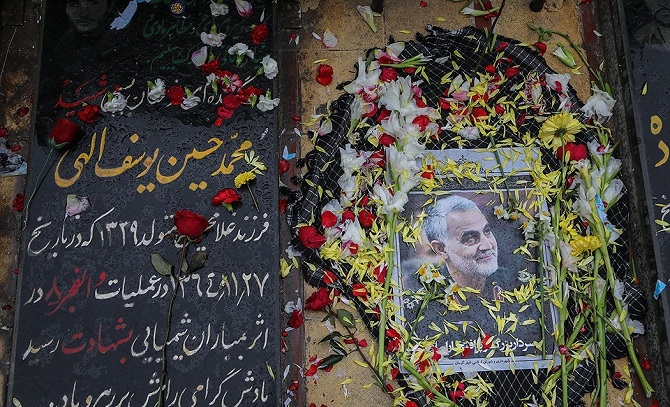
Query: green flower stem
xmin=379 ymin=54 xmax=429 ymax=69
xmin=377 ymin=211 xmax=398 ymax=379
xmin=601 ymin=243 xmax=654 ymax=397
xmin=538 ymin=248 xmax=547 ymax=359
xmin=593 ymin=250 xmax=608 ymax=407
xmin=17 ymin=148 xmax=55 ymax=238
xmin=581 ymin=169 xmax=654 ymax=397
xmin=488 ymin=133 xmax=519 ymax=210
xmin=327 ymin=305 xmax=393 ymax=398
xmin=550 ymin=163 xmax=569 ymax=407
xmin=157 ymin=242 xmax=189 ymax=407
xmin=407 ymin=285 xmax=437 ymax=340
xmin=400 ymin=358 xmax=457 ymax=406
xmin=247 ymin=184 xmax=260 ymax=212
xmin=527 ymin=24 xmax=608 ymax=92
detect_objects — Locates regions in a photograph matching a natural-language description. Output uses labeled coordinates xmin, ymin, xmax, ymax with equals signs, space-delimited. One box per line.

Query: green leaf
xmin=336 ymin=309 xmax=356 ymax=329
xmin=330 ymin=339 xmax=348 ymax=356
xmin=319 ymin=331 xmax=343 ymax=343
xmin=187 ymin=251 xmax=208 ymax=274
xmin=181 ymin=258 xmax=189 ymax=273
xmin=318 ymin=354 xmax=344 ymax=369
xmin=151 ymin=253 xmax=173 ymax=276
xmin=13 ymin=398 xmax=22 ymax=407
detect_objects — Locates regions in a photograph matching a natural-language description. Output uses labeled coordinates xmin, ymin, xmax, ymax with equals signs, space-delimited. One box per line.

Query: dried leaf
xmin=187 ymin=251 xmax=208 ymax=274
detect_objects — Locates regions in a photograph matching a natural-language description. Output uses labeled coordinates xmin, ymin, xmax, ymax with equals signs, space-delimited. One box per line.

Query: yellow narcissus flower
xmin=234 ymin=171 xmax=256 ymax=188
xmin=538 ymin=111 xmax=582 ymax=150
xmin=570 ymin=235 xmax=601 ymax=256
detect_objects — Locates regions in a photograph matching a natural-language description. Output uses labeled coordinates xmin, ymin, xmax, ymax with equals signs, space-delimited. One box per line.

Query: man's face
xmin=438 ymin=209 xmax=498 ymax=277
xmin=66 ymin=0 xmax=109 ymax=33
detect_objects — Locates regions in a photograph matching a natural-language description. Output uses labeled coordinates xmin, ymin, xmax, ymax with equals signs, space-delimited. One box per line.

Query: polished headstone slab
xmin=8 ymin=1 xmax=280 ymax=405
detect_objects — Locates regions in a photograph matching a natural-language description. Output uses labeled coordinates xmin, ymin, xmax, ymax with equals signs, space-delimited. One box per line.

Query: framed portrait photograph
xmin=392 ymin=148 xmax=559 ymax=373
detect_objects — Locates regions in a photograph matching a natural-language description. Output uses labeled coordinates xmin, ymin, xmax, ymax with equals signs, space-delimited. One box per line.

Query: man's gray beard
xmin=450 ymin=251 xmax=498 ymax=277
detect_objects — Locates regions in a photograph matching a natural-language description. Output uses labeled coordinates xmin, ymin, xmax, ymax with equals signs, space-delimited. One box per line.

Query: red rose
xmin=471 ymin=107 xmax=488 ymax=121
xmin=211 ymin=188 xmax=242 ymax=210
xmin=304 ymin=287 xmax=332 ymax=310
xmin=495 ymin=41 xmax=509 ymax=52
xmin=379 ymin=68 xmax=398 ymax=82
xmin=341 ymin=209 xmax=355 ymax=222
xmin=298 ymin=225 xmax=327 ymax=249
xmin=216 ymin=106 xmax=235 ymax=119
xmin=287 ymin=309 xmax=303 ymax=328
xmin=166 ymin=85 xmax=185 ymax=106
xmin=377 ymin=110 xmax=391 ymax=125
xmin=316 ymin=64 xmax=334 ymax=86
xmin=412 ymin=115 xmax=430 ymax=131
xmin=379 ymin=133 xmax=395 ymax=146
xmin=48 ymin=118 xmax=80 ymax=150
xmin=374 ymin=264 xmax=387 ymax=283
xmin=251 ymin=23 xmax=269 ymax=45
xmin=279 ymin=158 xmax=291 ymax=175
xmin=173 ymin=209 xmax=209 ymax=239
xmin=386 ymin=338 xmax=400 ymax=352
xmin=461 ymin=347 xmax=472 ymax=358
xmin=222 ymin=94 xmax=242 ymax=110
xmin=323 ymin=270 xmax=338 ymax=285
xmin=352 ymin=283 xmax=368 ymax=298
xmin=237 ymin=86 xmax=263 ymax=102
xmin=485 ymin=64 xmax=496 ymax=74
xmin=317 ymin=64 xmax=333 ymax=77
xmin=12 ymin=193 xmax=25 ymax=212
xmin=321 ymin=211 xmax=338 ymax=228
xmin=77 ymin=104 xmax=100 ymax=124
xmin=482 ymin=333 xmax=493 ymax=350
xmin=505 ymin=66 xmax=521 ymax=78
xmin=556 ymin=142 xmax=588 ymax=161
xmin=533 ymin=41 xmax=547 ymax=55
xmin=358 ymin=209 xmax=376 ymax=228
xmin=200 ymin=59 xmax=220 ymax=74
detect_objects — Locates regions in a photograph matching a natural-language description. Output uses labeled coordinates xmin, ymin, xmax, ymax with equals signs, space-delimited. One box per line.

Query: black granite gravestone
xmin=7 ymin=1 xmax=280 ymax=405
xmin=621 ymin=0 xmax=670 ymax=354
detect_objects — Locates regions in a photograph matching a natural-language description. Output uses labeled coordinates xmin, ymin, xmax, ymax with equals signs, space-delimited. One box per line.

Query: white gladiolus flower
xmin=545 ymin=73 xmax=571 ymax=94
xmin=343 ymin=57 xmax=381 ymax=98
xmin=356 ymin=5 xmax=378 ymax=33
xmin=340 ymin=144 xmax=367 ymax=174
xmin=341 ymin=219 xmax=365 ymax=245
xmin=603 ymin=157 xmax=622 ymax=183
xmin=337 ymin=173 xmax=359 ymax=199
xmin=602 ymin=178 xmax=624 ymax=207
xmin=581 ymin=88 xmax=616 ymax=122
xmin=373 ymin=184 xmax=408 ymax=215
